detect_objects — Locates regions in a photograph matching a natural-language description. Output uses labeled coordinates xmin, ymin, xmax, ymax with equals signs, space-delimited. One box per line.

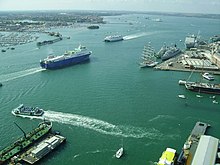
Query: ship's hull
xmin=185 ymin=83 xmax=220 ymax=95
xmin=161 ymin=49 xmax=181 ymax=61
xmin=0 ymin=121 xmax=52 ymax=164
xmin=185 ymin=43 xmax=195 ymax=49
xmin=40 ymin=53 xmax=91 ymax=69
xmin=104 ymin=35 xmax=123 ymax=42
xmin=37 ymin=37 xmax=62 ymax=46
xmin=104 ymin=38 xmax=123 ymax=42
xmin=11 ymin=110 xmax=44 ymax=117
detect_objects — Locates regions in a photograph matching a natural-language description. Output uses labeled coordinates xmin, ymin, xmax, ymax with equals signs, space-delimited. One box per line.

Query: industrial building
xmin=191 ymin=135 xmax=220 ymax=165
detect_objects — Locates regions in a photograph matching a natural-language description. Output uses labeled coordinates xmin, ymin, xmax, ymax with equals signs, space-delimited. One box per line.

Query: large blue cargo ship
xmin=40 ymin=45 xmax=92 ymax=69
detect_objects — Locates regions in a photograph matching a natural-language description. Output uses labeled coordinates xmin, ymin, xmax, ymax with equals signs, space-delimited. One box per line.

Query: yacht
xmin=202 ymin=72 xmax=214 ymax=81
xmin=115 ymin=147 xmax=123 ymax=158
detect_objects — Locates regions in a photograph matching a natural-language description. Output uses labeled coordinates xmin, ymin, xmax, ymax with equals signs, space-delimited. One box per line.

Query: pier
xmin=154 ymin=42 xmax=220 ymax=75
xmin=177 ymin=121 xmax=210 ymax=165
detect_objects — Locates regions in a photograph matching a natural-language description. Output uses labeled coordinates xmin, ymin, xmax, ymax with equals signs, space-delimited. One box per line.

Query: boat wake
xmin=123 ymin=32 xmax=157 ymax=40
xmin=22 ymin=110 xmax=175 ymax=140
xmin=0 ymin=67 xmax=45 ymax=82
xmin=15 ymin=111 xmax=179 ymax=140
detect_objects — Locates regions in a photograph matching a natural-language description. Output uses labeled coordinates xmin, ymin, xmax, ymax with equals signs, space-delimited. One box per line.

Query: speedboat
xmin=213 ymin=100 xmax=218 ymax=104
xmin=178 ymin=95 xmax=186 ymax=99
xmin=12 ymin=104 xmax=44 ymax=117
xmin=202 ymin=72 xmax=214 ymax=81
xmin=115 ymin=147 xmax=123 ymax=158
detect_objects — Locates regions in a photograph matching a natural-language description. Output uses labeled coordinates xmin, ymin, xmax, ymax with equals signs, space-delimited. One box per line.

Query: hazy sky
xmin=0 ymin=0 xmax=220 ymax=14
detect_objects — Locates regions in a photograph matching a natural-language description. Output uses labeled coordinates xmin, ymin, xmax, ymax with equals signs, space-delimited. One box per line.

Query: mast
xmin=14 ymin=122 xmax=26 ymax=139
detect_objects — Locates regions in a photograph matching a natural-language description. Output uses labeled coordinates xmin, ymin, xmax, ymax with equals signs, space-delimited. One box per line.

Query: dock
xmin=177 ymin=121 xmax=210 ymax=165
xmin=21 ymin=133 xmax=66 ymax=164
xmin=154 ymin=42 xmax=220 ymax=75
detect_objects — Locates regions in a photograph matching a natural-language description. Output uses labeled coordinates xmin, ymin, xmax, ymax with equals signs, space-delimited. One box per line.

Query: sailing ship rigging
xmin=139 ymin=43 xmax=158 ymax=68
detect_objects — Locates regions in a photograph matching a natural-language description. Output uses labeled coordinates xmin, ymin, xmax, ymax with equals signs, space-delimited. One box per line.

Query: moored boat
xmin=87 ymin=25 xmax=99 ymax=29
xmin=185 ymin=34 xmax=197 ymax=49
xmin=157 ymin=148 xmax=176 ymax=165
xmin=156 ymin=44 xmax=169 ymax=58
xmin=210 ymin=34 xmax=220 ymax=43
xmin=185 ymin=82 xmax=220 ymax=95
xmin=37 ymin=37 xmax=62 ymax=46
xmin=115 ymin=147 xmax=123 ymax=158
xmin=104 ymin=35 xmax=123 ymax=42
xmin=0 ymin=121 xmax=52 ymax=164
xmin=161 ymin=45 xmax=181 ymax=61
xmin=202 ymin=72 xmax=214 ymax=81
xmin=21 ymin=133 xmax=66 ymax=164
xmin=178 ymin=94 xmax=186 ymax=99
xmin=40 ymin=45 xmax=92 ymax=69
xmin=12 ymin=104 xmax=44 ymax=117
xmin=140 ymin=43 xmax=158 ymax=68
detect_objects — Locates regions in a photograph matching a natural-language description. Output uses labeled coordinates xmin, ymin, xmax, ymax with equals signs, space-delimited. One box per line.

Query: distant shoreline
xmin=0 ymin=10 xmax=219 ymax=19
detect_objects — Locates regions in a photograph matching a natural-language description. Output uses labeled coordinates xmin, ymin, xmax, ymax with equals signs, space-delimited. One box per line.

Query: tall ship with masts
xmin=139 ymin=43 xmax=158 ymax=68
xmin=180 ymin=71 xmax=220 ymax=95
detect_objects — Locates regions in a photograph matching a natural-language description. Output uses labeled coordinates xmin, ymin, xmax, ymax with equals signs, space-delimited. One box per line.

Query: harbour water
xmin=0 ymin=13 xmax=220 ymax=165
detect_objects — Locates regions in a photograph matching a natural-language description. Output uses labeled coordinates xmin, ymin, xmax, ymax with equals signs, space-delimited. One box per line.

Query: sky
xmin=0 ymin=0 xmax=220 ymax=14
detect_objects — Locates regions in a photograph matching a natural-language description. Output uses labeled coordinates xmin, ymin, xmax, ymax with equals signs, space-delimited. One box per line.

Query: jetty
xmin=177 ymin=121 xmax=210 ymax=165
xmin=20 ymin=133 xmax=66 ymax=164
xmin=0 ymin=121 xmax=65 ymax=165
xmin=154 ymin=42 xmax=220 ymax=75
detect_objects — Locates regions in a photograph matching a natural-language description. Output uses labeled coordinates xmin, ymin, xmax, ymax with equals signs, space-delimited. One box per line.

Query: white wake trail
xmin=42 ymin=111 xmax=165 ymax=139
xmin=0 ymin=67 xmax=45 ymax=82
xmin=15 ymin=110 xmax=177 ymax=140
xmin=123 ymin=32 xmax=157 ymax=40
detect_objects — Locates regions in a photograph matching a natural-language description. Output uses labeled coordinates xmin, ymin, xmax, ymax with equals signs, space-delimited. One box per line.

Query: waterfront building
xmin=211 ymin=42 xmax=220 ymax=68
xmin=191 ymin=135 xmax=220 ymax=165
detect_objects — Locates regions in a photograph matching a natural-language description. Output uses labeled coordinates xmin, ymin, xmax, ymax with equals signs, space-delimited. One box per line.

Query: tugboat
xmin=12 ymin=104 xmax=44 ymax=117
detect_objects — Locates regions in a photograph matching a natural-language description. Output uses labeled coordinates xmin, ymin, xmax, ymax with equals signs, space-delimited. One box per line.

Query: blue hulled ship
xmin=40 ymin=45 xmax=92 ymax=69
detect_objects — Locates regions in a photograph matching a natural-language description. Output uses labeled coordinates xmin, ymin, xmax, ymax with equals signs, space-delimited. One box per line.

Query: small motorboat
xmin=213 ymin=100 xmax=218 ymax=104
xmin=196 ymin=95 xmax=203 ymax=98
xmin=0 ymin=83 xmax=2 ymax=87
xmin=115 ymin=147 xmax=123 ymax=159
xmin=178 ymin=94 xmax=186 ymax=99
xmin=202 ymin=72 xmax=214 ymax=81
